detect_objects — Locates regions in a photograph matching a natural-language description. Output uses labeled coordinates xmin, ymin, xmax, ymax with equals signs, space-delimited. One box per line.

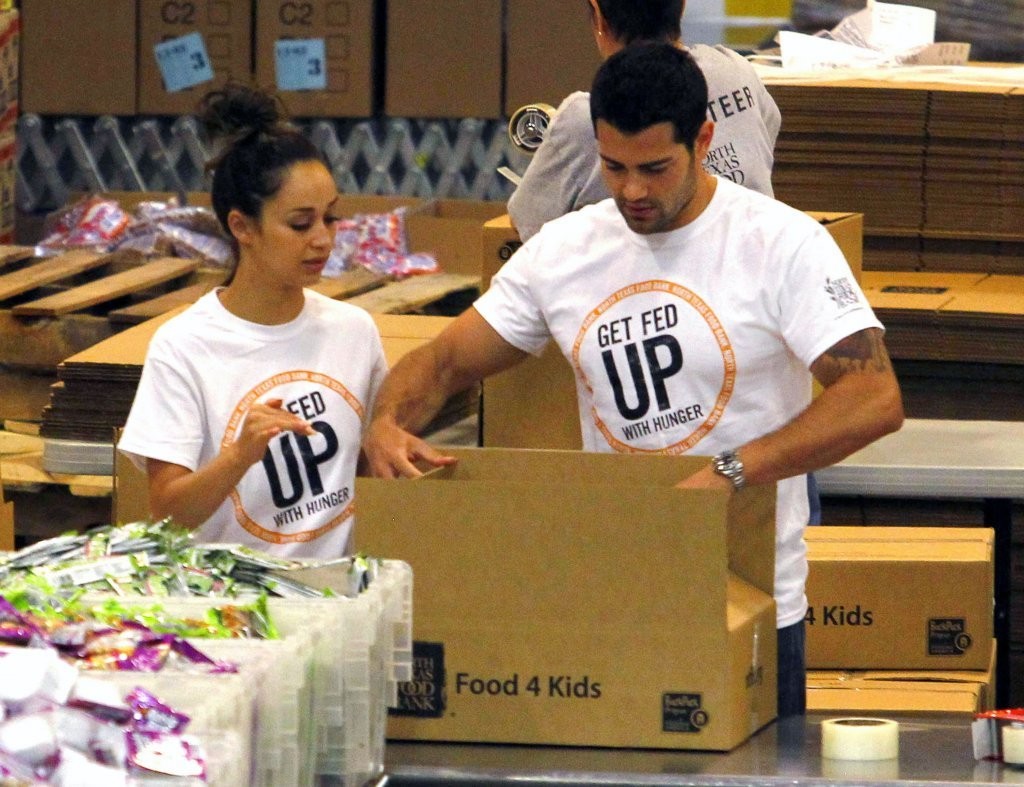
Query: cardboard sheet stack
xmin=766 ymin=76 xmax=1024 ymax=267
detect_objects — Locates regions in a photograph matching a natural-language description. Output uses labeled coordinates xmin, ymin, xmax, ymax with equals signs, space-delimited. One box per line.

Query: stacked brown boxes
xmin=804 ymin=526 xmax=998 ymax=715
xmin=17 ymin=2 xmax=605 ymax=121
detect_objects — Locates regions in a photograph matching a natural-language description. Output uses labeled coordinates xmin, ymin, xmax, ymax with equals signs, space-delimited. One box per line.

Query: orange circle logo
xmin=222 ymin=370 xmax=362 ymax=544
xmin=571 ymin=280 xmax=735 ymax=454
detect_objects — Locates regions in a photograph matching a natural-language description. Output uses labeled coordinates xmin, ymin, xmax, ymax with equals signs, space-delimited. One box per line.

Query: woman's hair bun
xmin=199 ymin=82 xmax=286 ymax=142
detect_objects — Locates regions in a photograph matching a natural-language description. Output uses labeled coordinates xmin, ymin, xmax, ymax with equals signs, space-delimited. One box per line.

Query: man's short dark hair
xmin=593 ymin=0 xmax=683 ymax=44
xmin=590 ymin=43 xmax=708 ymax=149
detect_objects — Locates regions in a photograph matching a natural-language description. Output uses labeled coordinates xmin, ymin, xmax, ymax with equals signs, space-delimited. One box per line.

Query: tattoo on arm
xmin=812 ymin=328 xmax=893 ymax=387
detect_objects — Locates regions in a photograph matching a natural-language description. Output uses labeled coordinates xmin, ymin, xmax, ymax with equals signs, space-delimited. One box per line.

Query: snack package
xmin=113 ymin=201 xmax=233 ymax=268
xmin=36 ymin=196 xmax=131 ymax=254
xmin=324 ymin=207 xmax=439 ymax=279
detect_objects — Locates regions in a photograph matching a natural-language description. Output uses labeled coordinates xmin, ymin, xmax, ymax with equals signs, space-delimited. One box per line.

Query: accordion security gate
xmin=14 ymin=114 xmax=530 ymax=214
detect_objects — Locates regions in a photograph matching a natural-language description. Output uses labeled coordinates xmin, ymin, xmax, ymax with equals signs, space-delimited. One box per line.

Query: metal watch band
xmin=712 ymin=450 xmax=746 ymax=489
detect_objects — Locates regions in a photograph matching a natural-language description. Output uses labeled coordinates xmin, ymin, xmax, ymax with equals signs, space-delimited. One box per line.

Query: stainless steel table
xmin=815 ymin=419 xmax=1024 ymax=708
xmin=382 ymin=713 xmax=1023 ymax=785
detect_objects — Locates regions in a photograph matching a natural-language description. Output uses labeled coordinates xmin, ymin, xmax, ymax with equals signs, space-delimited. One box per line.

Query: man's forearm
xmin=372 ymin=344 xmax=463 ymax=435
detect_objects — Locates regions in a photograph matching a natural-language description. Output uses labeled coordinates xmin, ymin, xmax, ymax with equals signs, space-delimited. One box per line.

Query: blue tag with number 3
xmin=275 ymin=38 xmax=328 ymax=91
xmin=154 ymin=32 xmax=214 ymax=93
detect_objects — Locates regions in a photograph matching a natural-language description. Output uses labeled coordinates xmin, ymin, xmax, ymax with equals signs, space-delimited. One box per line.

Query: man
xmin=507 ymin=0 xmax=780 ymax=242
xmin=364 ymin=44 xmax=904 ymax=717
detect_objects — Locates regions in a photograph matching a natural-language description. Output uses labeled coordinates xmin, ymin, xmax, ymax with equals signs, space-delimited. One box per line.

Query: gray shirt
xmin=508 ymin=44 xmax=782 ymax=241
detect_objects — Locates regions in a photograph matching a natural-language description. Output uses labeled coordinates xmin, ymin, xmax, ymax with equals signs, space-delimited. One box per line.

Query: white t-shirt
xmin=476 ymin=178 xmax=882 ymax=628
xmin=118 ymin=289 xmax=387 ymax=559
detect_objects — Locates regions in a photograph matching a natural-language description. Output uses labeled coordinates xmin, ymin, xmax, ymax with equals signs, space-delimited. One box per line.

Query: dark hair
xmin=592 ymin=0 xmax=683 ymax=44
xmin=198 ymin=83 xmax=325 ymax=236
xmin=590 ymin=43 xmax=708 ymax=149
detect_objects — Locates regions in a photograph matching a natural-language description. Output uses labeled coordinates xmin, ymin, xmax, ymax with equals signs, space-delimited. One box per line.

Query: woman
xmin=118 ymin=84 xmax=386 ymax=558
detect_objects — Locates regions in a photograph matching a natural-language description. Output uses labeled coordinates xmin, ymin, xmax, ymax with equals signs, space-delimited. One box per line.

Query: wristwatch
xmin=712 ymin=450 xmax=746 ymax=489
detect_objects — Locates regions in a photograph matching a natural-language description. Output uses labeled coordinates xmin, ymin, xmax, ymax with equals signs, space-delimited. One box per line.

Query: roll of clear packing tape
xmin=821 ymin=717 xmax=900 ymax=761
xmin=1003 ymin=723 xmax=1024 ymax=766
xmin=822 ymin=756 xmax=900 ymax=781
xmin=508 ymin=103 xmax=557 ymax=153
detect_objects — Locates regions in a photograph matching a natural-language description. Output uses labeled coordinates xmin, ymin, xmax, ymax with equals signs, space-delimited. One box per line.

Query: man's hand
xmin=363 ymin=417 xmax=457 ymax=479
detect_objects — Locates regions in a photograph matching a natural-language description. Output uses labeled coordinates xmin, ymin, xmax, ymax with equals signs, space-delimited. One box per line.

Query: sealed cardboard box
xmin=385 ymin=0 xmax=502 ymax=119
xmin=138 ymin=0 xmax=252 ymax=116
xmin=805 ymin=526 xmax=994 ymax=670
xmin=479 ymin=212 xmax=865 ymax=451
xmin=254 ymin=0 xmax=378 ymax=118
xmin=356 ymin=447 xmax=778 ymax=751
xmin=505 ymin=0 xmax=603 ymax=117
xmin=21 ymin=2 xmax=134 ymax=115
xmin=807 ymin=641 xmax=998 ymax=715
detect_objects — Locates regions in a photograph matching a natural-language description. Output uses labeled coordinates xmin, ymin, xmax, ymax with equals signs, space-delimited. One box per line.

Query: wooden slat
xmin=0 ymin=250 xmax=111 ymax=302
xmin=345 ymin=273 xmax=480 ymax=314
xmin=0 ymin=245 xmax=35 ymax=269
xmin=107 ymin=280 xmax=223 ymax=324
xmin=12 ymin=257 xmax=202 ymax=317
xmin=309 ymin=267 xmax=387 ymax=299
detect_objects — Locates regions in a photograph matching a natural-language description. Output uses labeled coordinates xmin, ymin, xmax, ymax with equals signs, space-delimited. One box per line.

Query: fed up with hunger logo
xmin=571 ymin=280 xmax=736 ymax=455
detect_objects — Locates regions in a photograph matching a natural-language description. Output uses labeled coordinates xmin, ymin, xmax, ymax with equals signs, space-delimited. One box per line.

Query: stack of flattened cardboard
xmin=768 ymin=84 xmax=929 ymax=234
xmin=765 ymin=73 xmax=1024 ymax=274
xmin=805 ymin=526 xmax=997 ymax=715
xmin=924 ymin=87 xmax=1024 ymax=238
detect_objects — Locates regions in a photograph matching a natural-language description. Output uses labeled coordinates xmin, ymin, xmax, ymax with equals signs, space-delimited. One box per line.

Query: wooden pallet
xmin=0 ymin=246 xmax=481 ymax=421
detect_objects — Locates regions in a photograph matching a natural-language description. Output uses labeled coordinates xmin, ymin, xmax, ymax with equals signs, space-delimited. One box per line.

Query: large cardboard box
xmin=807 ymin=641 xmax=998 ymax=715
xmin=254 ymin=0 xmax=378 ymax=118
xmin=385 ymin=0 xmax=502 ymax=119
xmin=805 ymin=526 xmax=994 ymax=670
xmin=138 ymin=0 xmax=252 ymax=116
xmin=356 ymin=448 xmax=778 ymax=751
xmin=479 ymin=212 xmax=865 ymax=450
xmin=21 ymin=2 xmax=135 ymax=115
xmin=505 ymin=0 xmax=603 ymax=117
